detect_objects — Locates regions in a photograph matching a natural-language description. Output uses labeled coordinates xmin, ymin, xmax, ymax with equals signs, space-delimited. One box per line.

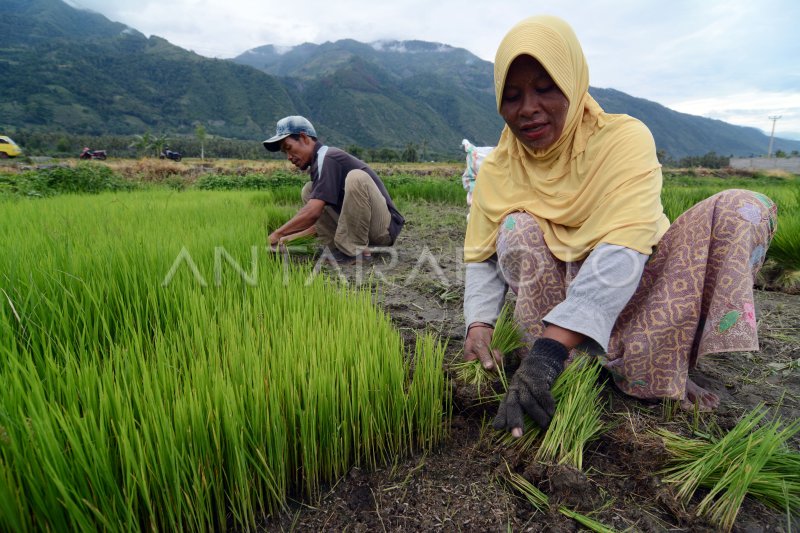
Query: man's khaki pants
xmin=301 ymin=170 xmax=392 ymax=256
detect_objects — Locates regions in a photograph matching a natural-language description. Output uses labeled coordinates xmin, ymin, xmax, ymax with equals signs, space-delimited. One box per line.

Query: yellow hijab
xmin=464 ymin=16 xmax=669 ymax=262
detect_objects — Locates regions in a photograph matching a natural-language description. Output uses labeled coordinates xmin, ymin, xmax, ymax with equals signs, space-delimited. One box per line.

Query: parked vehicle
xmin=80 ymin=147 xmax=107 ymax=160
xmin=160 ymin=147 xmax=182 ymax=162
xmin=0 ymin=135 xmax=22 ymax=158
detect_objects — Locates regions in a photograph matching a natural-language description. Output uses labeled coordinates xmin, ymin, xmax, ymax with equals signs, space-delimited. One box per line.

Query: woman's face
xmin=500 ymin=55 xmax=569 ymax=151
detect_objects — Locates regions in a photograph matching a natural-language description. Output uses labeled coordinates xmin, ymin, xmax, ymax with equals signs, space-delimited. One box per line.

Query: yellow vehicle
xmin=0 ymin=135 xmax=22 ymax=158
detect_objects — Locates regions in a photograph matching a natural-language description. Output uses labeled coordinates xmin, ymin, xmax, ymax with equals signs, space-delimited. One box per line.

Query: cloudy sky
xmin=68 ymin=0 xmax=800 ymax=141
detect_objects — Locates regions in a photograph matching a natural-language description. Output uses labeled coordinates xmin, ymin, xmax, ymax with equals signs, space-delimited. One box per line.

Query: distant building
xmin=730 ymin=157 xmax=800 ymax=173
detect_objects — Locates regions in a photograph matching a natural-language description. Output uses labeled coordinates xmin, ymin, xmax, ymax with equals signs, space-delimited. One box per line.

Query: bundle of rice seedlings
xmin=534 ymin=356 xmax=606 ymax=470
xmin=504 ymin=462 xmax=618 ymax=533
xmin=280 ymin=234 xmax=319 ymax=256
xmin=496 ymin=355 xmax=606 ymax=469
xmin=658 ymin=404 xmax=800 ymax=531
xmin=489 ymin=305 xmax=527 ymax=357
xmin=453 ymin=304 xmax=524 ymax=390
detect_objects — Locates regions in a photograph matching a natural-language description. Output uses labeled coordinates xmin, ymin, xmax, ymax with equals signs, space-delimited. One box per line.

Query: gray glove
xmin=493 ymin=338 xmax=568 ymax=432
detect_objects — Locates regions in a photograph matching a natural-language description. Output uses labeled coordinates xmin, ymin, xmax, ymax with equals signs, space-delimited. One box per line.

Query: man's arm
xmin=268 ymin=199 xmax=325 ymax=246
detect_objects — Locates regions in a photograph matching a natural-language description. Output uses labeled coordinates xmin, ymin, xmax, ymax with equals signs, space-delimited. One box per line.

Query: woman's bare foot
xmin=681 ymin=378 xmax=720 ymax=411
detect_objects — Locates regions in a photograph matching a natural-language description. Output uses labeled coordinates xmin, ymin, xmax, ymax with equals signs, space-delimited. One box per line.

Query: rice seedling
xmin=489 ymin=305 xmax=527 ymax=357
xmin=504 ymin=462 xmax=618 ymax=533
xmin=658 ymin=404 xmax=800 ymax=531
xmin=661 ymin=187 xmax=714 ymax=222
xmin=269 ymin=233 xmax=320 ymax=257
xmin=495 ymin=355 xmax=606 ymax=469
xmin=193 ymin=171 xmax=466 ymax=206
xmin=0 ymin=190 xmax=450 ymax=532
xmin=452 ymin=304 xmax=524 ymax=391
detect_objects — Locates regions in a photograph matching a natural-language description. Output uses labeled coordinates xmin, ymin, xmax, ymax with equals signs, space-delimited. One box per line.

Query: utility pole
xmin=767 ymin=115 xmax=781 ymax=158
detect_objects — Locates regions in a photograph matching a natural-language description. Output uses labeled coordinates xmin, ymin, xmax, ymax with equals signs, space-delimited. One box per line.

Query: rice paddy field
xmin=1 ymin=160 xmax=799 ymax=532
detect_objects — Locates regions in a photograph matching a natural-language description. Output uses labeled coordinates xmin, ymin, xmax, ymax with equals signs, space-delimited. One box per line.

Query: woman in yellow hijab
xmin=464 ymin=16 xmax=778 ymax=437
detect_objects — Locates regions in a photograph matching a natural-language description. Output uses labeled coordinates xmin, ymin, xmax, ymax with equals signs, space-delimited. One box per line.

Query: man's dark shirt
xmin=307 ymin=142 xmax=405 ymax=242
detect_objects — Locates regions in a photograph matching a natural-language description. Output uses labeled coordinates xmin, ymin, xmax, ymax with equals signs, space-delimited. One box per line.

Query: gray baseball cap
xmin=262 ymin=115 xmax=318 ymax=151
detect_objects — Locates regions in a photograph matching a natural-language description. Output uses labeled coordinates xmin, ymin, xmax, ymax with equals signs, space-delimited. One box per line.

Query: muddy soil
xmin=262 ymin=202 xmax=799 ymax=532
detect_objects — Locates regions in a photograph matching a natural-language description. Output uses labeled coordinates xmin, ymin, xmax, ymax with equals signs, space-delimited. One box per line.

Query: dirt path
xmin=262 ymin=202 xmax=799 ymax=532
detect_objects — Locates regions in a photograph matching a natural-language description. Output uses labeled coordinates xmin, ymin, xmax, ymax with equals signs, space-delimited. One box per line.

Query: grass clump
xmin=534 ymin=356 xmax=606 ymax=470
xmin=195 ymin=171 xmax=305 ymax=191
xmin=384 ymin=176 xmax=465 ymax=205
xmin=0 ymin=163 xmax=133 ymax=197
xmin=658 ymin=404 xmax=800 ymax=531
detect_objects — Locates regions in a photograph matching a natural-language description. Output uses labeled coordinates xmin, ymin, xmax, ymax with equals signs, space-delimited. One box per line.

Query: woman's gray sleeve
xmin=543 ymin=244 xmax=647 ymax=353
xmin=464 ymin=256 xmax=508 ymax=331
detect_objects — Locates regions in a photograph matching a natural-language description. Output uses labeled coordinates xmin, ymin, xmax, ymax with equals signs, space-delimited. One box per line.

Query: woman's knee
xmin=497 ymin=212 xmax=555 ymax=290
xmin=498 ymin=212 xmax=544 ymax=248
xmin=713 ymin=189 xmax=777 ymax=227
xmin=712 ymin=188 xmax=772 ymax=205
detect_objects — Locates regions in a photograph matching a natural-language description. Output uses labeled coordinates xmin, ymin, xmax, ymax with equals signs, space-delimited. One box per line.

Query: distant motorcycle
xmin=160 ymin=148 xmax=182 ymax=162
xmin=80 ymin=147 xmax=107 ymax=160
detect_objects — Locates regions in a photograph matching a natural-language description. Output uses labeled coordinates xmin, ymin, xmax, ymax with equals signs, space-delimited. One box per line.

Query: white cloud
xmin=669 ymin=92 xmax=800 ymax=140
xmin=67 ymin=0 xmax=800 ymax=138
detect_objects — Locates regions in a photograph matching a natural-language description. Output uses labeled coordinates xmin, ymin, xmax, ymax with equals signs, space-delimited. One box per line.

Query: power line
xmin=767 ymin=115 xmax=781 ymax=158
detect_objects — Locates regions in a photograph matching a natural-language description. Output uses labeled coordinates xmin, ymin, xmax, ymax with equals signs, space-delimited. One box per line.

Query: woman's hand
xmin=493 ymin=337 xmax=568 ymax=436
xmin=464 ymin=323 xmax=503 ymax=371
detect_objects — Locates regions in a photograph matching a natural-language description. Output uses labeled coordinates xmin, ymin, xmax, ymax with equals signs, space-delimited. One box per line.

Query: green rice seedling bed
xmin=0 ymin=190 xmax=449 ymax=532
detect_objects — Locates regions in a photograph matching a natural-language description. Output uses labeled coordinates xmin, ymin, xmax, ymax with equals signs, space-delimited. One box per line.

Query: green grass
xmin=5 ymin=167 xmax=796 ymax=282
xmin=192 ymin=171 xmax=467 ymax=206
xmin=384 ymin=176 xmax=466 ymax=205
xmin=0 ymin=190 xmax=450 ymax=531
xmin=767 ymin=209 xmax=800 ymax=287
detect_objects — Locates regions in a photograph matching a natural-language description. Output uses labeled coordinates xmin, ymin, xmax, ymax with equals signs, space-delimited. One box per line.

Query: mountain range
xmin=2 ymin=0 xmax=798 ymax=159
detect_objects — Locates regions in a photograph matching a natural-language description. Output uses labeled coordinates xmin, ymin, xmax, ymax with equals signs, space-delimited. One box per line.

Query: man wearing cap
xmin=264 ymin=115 xmax=405 ymax=263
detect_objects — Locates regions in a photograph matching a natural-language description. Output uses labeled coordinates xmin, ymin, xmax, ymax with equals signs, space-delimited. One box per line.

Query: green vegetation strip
xmin=0 ymin=191 xmax=450 ymax=532
xmin=658 ymin=405 xmax=800 ymax=531
xmin=0 ymin=162 xmax=133 ymax=197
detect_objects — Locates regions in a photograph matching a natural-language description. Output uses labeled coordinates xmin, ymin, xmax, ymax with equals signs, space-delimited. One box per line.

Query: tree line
xmin=8 ymin=132 xmax=433 ymax=162
xmin=13 ymin=130 xmax=793 ymax=168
